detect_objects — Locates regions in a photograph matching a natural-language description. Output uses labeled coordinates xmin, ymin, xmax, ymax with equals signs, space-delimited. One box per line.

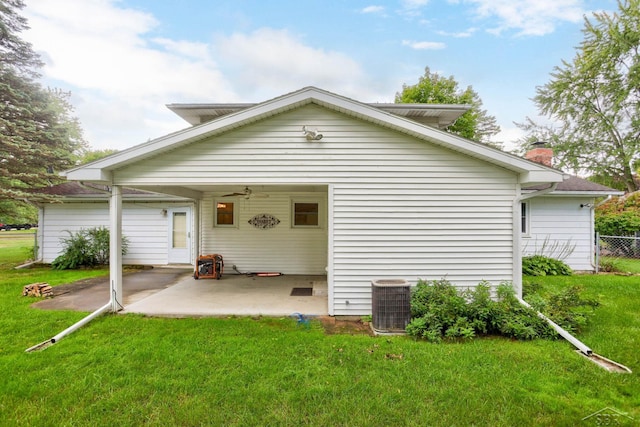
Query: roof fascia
xmin=56 ymin=194 xmax=187 ymax=202
xmin=527 ymin=190 xmax=624 ymax=197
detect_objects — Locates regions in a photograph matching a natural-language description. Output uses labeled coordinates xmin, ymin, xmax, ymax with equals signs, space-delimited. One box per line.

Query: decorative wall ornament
xmin=248 ymin=213 xmax=280 ymax=229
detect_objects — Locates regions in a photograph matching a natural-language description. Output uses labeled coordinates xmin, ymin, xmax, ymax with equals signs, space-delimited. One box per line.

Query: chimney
xmin=525 ymin=141 xmax=553 ymax=167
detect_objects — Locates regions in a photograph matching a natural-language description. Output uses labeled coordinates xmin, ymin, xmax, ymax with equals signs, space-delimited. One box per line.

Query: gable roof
xmin=525 ymin=175 xmax=623 ymax=197
xmin=167 ymin=101 xmax=470 ymax=129
xmin=63 ymin=86 xmax=564 ymax=185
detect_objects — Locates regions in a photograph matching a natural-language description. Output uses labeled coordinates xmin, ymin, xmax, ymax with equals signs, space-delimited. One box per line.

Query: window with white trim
xmin=521 ymin=202 xmax=529 ymax=235
xmin=292 ymin=201 xmax=319 ymax=227
xmin=215 ymin=201 xmax=236 ymax=227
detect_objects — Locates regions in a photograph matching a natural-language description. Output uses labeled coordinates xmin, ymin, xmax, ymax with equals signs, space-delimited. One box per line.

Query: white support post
xmin=109 ymin=185 xmax=123 ymax=312
xmin=512 ymin=190 xmax=523 ymax=298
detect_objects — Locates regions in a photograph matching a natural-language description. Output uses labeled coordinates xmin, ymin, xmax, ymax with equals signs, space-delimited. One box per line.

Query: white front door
xmin=167 ymin=207 xmax=191 ymax=264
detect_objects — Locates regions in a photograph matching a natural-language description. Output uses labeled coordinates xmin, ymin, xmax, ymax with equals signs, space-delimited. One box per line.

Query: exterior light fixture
xmin=302 ymin=125 xmax=323 ymax=141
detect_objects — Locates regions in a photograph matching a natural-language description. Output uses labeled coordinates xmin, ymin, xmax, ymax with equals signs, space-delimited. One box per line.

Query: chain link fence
xmin=596 ymin=233 xmax=640 ymax=272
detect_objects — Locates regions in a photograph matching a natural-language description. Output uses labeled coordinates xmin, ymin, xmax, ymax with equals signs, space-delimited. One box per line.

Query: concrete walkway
xmin=33 ymin=267 xmax=193 ymax=312
xmin=122 ymin=274 xmax=328 ymax=317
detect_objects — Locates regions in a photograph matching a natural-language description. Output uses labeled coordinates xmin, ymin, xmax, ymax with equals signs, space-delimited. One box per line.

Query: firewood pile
xmin=23 ymin=283 xmax=53 ymax=298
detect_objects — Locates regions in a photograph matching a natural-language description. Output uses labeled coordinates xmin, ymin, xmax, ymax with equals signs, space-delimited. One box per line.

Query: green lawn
xmin=0 ymin=236 xmax=638 ymax=426
xmin=600 ymin=255 xmax=640 ymax=274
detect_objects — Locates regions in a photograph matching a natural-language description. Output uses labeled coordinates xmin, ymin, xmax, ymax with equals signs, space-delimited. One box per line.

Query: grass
xmin=599 ymin=256 xmax=640 ymax=274
xmin=0 ymin=235 xmax=639 ymax=426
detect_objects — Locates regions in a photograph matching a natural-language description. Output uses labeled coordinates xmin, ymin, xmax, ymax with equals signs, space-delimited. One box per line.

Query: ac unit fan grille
xmin=371 ymin=280 xmax=411 ymax=332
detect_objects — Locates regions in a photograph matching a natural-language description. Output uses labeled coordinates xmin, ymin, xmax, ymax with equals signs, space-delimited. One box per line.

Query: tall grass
xmin=0 ymin=235 xmax=638 ymax=426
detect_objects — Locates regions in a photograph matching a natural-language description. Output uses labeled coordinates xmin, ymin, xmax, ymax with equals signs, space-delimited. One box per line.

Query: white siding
xmin=40 ymin=202 xmax=192 ymax=265
xmin=200 ymin=192 xmax=327 ymax=274
xmin=524 ymin=196 xmax=594 ymax=272
xmin=114 ymin=105 xmax=519 ymax=315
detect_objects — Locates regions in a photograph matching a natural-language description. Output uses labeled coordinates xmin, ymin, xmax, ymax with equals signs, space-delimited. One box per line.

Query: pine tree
xmin=0 ymin=0 xmax=86 ymax=217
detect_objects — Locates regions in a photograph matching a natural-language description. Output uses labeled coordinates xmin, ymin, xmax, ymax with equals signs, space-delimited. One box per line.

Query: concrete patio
xmin=122 ymin=273 xmax=329 ymax=317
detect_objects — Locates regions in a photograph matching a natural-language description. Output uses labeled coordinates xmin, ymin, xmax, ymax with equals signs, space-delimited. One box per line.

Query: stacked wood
xmin=23 ymin=283 xmax=53 ymax=298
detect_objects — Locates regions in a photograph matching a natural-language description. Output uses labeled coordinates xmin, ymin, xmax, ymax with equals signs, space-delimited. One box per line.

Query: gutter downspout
xmin=519 ymin=182 xmax=559 ymax=202
xmin=26 ymin=301 xmax=112 ymax=352
xmin=25 ymin=185 xmax=123 ymax=352
xmin=518 ymin=297 xmax=592 ymax=355
xmin=518 ymin=297 xmax=631 ymax=373
xmin=78 ymin=181 xmax=111 ymax=194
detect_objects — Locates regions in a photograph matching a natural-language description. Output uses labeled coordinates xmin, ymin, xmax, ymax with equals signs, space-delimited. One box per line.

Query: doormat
xmin=290 ymin=287 xmax=313 ymax=296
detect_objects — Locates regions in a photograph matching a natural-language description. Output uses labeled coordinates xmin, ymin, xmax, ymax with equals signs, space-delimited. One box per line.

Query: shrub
xmin=406 ymin=279 xmax=555 ymax=342
xmin=598 ymin=257 xmax=620 ymax=273
xmin=407 ymin=279 xmax=599 ymax=342
xmin=52 ymin=227 xmax=129 ymax=270
xmin=595 ymin=192 xmax=640 ymax=236
xmin=522 ymin=255 xmax=572 ymax=276
xmin=523 ymin=281 xmax=600 ymax=334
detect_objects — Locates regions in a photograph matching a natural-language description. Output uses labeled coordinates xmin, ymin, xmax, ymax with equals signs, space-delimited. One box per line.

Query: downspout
xmin=518 ymin=297 xmax=631 ymax=373
xmin=25 ymin=185 xmax=124 ymax=352
xmin=25 ymin=301 xmax=112 ymax=352
xmin=17 ymin=200 xmax=45 ymax=266
xmin=519 ymin=182 xmax=559 ymax=202
xmin=518 ymin=297 xmax=592 ymax=355
xmin=78 ymin=181 xmax=111 ymax=194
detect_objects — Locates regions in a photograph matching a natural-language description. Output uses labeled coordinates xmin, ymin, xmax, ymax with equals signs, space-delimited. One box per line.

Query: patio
xmin=122 ymin=273 xmax=329 ymax=317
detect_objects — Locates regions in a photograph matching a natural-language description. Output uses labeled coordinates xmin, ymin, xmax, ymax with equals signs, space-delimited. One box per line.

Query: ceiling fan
xmin=221 ymin=186 xmax=268 ymax=199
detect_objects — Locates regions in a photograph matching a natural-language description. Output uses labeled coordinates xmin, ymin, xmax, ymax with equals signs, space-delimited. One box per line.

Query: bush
xmin=406 ymin=279 xmax=555 ymax=342
xmin=523 ymin=281 xmax=600 ymax=334
xmin=595 ymin=192 xmax=640 ymax=236
xmin=522 ymin=255 xmax=572 ymax=276
xmin=52 ymin=227 xmax=129 ymax=270
xmin=407 ymin=278 xmax=599 ymax=342
xmin=598 ymin=257 xmax=620 ymax=273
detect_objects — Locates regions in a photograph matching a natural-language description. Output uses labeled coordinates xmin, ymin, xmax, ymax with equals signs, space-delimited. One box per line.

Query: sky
xmin=21 ymin=0 xmax=617 ymax=152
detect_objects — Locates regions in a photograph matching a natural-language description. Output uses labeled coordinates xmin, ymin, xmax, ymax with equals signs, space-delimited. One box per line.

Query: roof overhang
xmin=63 ymin=86 xmax=564 ymax=186
xmin=524 ymin=190 xmax=624 ymax=197
xmin=166 ymin=101 xmax=470 ymax=129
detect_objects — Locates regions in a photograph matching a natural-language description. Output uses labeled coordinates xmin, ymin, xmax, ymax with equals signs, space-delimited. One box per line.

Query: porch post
xmin=109 ymin=185 xmax=123 ymax=312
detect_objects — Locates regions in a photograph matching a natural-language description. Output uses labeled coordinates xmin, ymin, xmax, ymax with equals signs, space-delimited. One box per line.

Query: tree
xmin=77 ymin=148 xmax=119 ymax=165
xmin=0 ymin=0 xmax=43 ymax=75
xmin=395 ymin=67 xmax=501 ymax=145
xmin=0 ymin=0 xmax=87 ymax=219
xmin=520 ymin=0 xmax=640 ymax=192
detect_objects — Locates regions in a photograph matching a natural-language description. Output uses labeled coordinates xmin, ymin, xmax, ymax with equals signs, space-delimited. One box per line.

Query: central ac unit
xmin=371 ymin=279 xmax=411 ymax=333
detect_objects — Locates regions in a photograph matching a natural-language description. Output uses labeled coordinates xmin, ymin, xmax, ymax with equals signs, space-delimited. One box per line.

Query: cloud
xmin=23 ymin=0 xmax=239 ymax=149
xmin=214 ymin=28 xmax=371 ymax=100
xmin=461 ymin=0 xmax=585 ymax=36
xmin=361 ymin=5 xmax=385 ymax=14
xmin=436 ymin=28 xmax=478 ymax=38
xmin=402 ymin=40 xmax=446 ymax=50
xmin=401 ymin=0 xmax=430 ymax=9
xmin=22 ymin=1 xmax=390 ymax=150
xmin=492 ymin=125 xmax=526 ymax=152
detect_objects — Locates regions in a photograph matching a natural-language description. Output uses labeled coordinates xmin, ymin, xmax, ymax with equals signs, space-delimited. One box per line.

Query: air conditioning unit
xmin=371 ymin=279 xmax=411 ymax=334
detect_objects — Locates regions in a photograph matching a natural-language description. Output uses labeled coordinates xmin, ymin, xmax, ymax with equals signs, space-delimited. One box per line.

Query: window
xmin=293 ymin=202 xmax=319 ymax=227
xmin=521 ymin=202 xmax=529 ymax=235
xmin=215 ymin=201 xmax=235 ymax=227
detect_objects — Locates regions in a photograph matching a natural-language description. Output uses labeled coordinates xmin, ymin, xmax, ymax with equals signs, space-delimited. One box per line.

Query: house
xmin=34 ymin=181 xmax=193 ymax=265
xmin=39 ymin=87 xmax=618 ymax=316
xmin=522 ymin=178 xmax=623 ymax=271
